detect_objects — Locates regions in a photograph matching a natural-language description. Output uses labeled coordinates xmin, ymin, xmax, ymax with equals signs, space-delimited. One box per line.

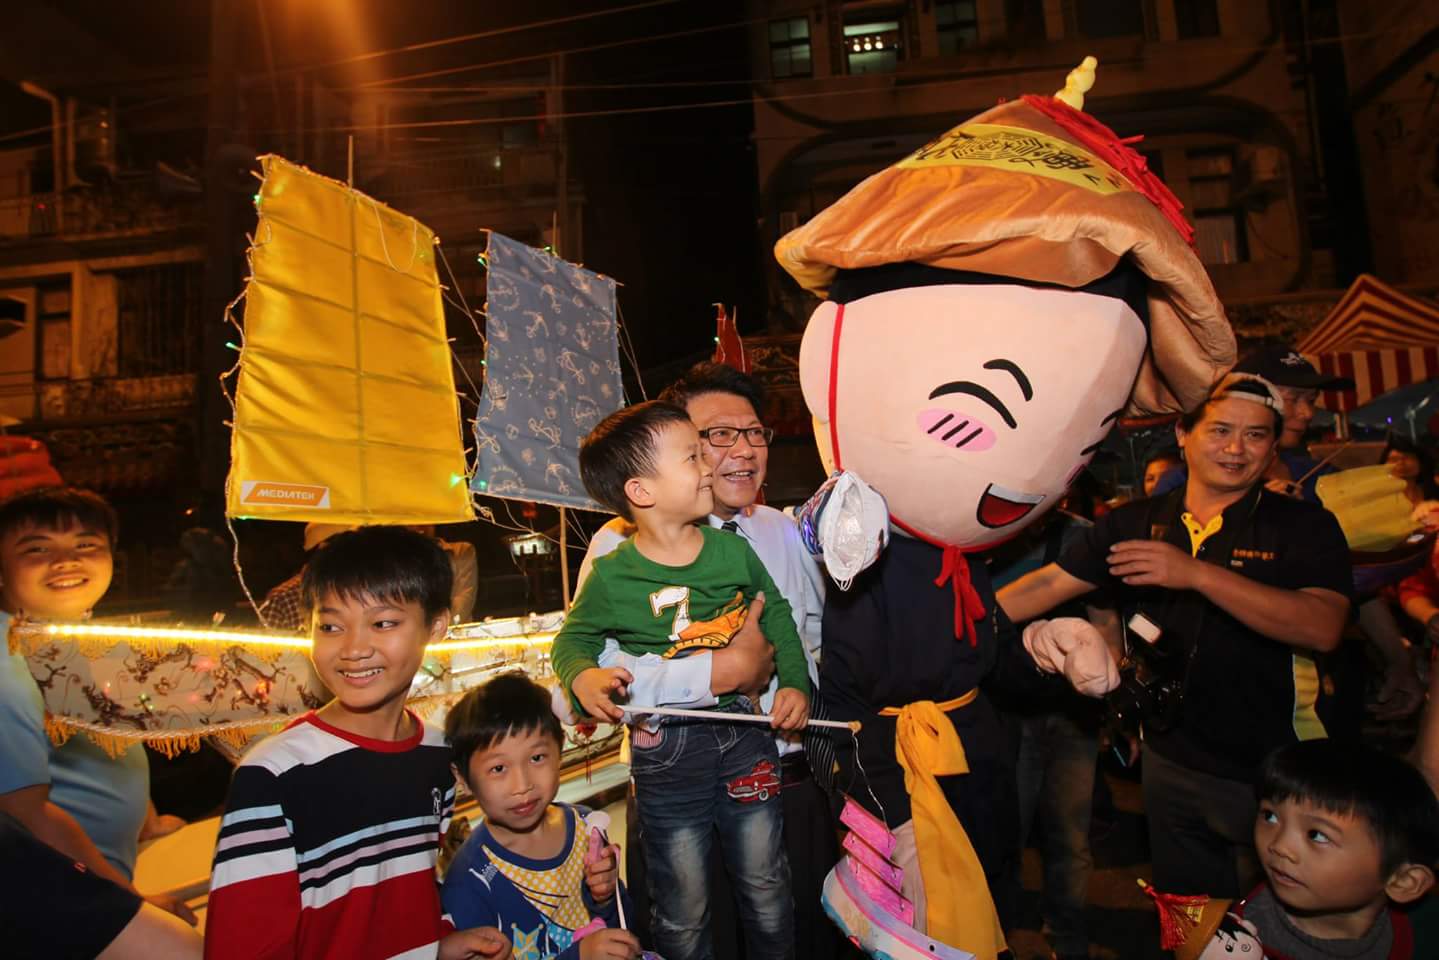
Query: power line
xmin=358 ymin=13 xmax=764 ymax=89
xmin=283 ymin=0 xmax=686 ymax=76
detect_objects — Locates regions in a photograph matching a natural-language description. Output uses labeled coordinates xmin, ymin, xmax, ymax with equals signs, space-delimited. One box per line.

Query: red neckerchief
xmin=828 ymin=303 xmax=986 ymax=646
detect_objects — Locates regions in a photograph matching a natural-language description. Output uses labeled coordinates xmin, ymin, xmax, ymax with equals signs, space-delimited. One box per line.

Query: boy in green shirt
xmin=552 ymin=400 xmax=809 ymax=960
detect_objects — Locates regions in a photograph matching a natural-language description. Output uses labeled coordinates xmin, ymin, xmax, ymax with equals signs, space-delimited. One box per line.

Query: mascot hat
xmin=775 ymin=60 xmax=1234 ymax=417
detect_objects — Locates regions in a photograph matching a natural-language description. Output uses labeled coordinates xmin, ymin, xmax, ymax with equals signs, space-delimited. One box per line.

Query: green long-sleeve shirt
xmin=552 ymin=525 xmax=811 ymax=708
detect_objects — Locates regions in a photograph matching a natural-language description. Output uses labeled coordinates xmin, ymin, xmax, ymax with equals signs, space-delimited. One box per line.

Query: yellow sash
xmin=880 ymin=691 xmax=1007 ymax=960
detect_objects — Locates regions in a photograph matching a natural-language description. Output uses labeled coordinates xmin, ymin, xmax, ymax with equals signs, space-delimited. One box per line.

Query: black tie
xmin=720 ymin=520 xmax=739 ymax=534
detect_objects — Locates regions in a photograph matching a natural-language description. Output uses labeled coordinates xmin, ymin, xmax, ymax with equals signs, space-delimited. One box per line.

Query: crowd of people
xmin=2 ymin=348 xmax=1439 ymax=960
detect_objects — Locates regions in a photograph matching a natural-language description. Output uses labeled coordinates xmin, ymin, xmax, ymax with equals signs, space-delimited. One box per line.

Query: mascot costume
xmin=779 ymin=61 xmax=1235 ymax=959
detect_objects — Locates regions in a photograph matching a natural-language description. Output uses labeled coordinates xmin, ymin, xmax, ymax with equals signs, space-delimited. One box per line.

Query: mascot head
xmin=777 ymin=65 xmax=1235 ymax=550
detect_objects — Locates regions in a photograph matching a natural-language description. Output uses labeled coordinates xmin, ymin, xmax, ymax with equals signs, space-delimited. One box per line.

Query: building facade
xmin=748 ymin=0 xmax=1342 ymax=333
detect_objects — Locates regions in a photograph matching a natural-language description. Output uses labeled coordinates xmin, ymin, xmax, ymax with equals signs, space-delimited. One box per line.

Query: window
xmin=1005 ymin=0 xmax=1046 ymax=43
xmin=116 ymin=264 xmax=203 ymax=378
xmin=936 ymin=1 xmax=979 ymax=54
xmin=36 ymin=283 xmax=69 ymax=381
xmin=769 ymin=17 xmax=812 ymax=79
xmin=1074 ymin=0 xmax=1144 ymax=38
xmin=1187 ymin=149 xmax=1248 ymax=265
xmin=1174 ymin=0 xmax=1220 ymax=38
xmin=843 ymin=7 xmax=903 ymax=74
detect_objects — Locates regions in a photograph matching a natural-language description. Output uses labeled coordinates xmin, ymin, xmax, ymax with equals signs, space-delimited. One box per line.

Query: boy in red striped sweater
xmin=205 ymin=527 xmax=510 ymax=960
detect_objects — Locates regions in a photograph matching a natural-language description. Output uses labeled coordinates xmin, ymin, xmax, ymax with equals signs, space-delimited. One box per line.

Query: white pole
xmin=559 ymin=506 xmax=571 ymax=610
xmin=628 ymin=704 xmax=860 ymax=733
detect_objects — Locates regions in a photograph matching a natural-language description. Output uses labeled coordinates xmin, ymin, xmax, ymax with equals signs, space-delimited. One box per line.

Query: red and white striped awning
xmin=1298 ymin=274 xmax=1439 ymax=412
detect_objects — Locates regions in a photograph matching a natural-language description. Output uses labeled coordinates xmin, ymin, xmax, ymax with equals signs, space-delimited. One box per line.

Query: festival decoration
xmin=12 ymin=613 xmax=562 ymax=757
xmin=712 ymin=303 xmax=749 ymax=372
xmin=226 ymin=154 xmax=473 ymax=525
xmin=471 ymin=231 xmax=624 ymax=510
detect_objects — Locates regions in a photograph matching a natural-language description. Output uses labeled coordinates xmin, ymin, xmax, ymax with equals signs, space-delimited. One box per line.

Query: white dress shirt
xmin=575 ymin=507 xmax=825 ymax=755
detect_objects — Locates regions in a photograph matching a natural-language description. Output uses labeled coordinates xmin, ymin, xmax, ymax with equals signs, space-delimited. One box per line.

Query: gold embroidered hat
xmin=774 ymin=61 xmax=1235 ymax=416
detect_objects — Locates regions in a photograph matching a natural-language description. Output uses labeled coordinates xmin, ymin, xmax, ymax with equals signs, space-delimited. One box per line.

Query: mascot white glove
xmin=1022 ymin=617 xmax=1120 ymax=697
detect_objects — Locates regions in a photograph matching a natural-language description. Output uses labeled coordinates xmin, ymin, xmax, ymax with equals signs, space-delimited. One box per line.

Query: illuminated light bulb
xmin=876 ymin=39 xmax=884 ymax=49
xmin=864 ymin=40 xmax=873 ymax=50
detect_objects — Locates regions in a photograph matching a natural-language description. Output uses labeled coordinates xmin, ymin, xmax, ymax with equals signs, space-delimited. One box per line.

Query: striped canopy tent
xmin=1298 ymin=274 xmax=1439 ymax=412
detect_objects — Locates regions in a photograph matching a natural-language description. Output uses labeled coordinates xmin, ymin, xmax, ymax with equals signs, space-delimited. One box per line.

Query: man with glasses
xmin=577 ymin=361 xmax=840 ymax=959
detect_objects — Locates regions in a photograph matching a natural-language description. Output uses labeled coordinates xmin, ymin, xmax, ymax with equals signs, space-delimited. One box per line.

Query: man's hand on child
xmin=583 ymin=840 xmax=621 ymax=905
xmin=439 ymin=926 xmax=512 ymax=959
xmin=770 ymin=688 xmax=809 ymax=732
xmin=573 ymin=667 xmax=633 ymax=723
xmin=579 ymin=927 xmax=642 ymax=960
xmin=712 ymin=592 xmax=775 ymax=698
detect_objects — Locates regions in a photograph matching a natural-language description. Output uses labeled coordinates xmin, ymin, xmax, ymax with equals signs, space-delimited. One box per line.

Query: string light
xmin=19 ymin=621 xmax=557 ymax=658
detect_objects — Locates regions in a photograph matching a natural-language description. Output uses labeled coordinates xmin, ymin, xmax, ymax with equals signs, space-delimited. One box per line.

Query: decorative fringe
xmin=41 ymin=713 xmax=285 ymax=759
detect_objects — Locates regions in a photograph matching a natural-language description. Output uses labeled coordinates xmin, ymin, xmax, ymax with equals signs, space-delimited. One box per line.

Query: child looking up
xmin=1172 ymin=739 xmax=1438 ymax=959
xmin=550 ymin=401 xmax=810 ymax=960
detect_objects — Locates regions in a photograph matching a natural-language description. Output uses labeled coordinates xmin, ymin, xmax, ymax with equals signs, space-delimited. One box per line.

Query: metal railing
xmin=0 ymin=183 xmax=198 ymax=243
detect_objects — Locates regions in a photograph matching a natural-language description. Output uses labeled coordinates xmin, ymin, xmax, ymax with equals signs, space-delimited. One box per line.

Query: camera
xmin=1105 ymin=612 xmax=1186 ymax=731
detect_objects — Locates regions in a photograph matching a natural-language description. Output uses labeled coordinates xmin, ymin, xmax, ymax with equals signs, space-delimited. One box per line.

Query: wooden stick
xmin=628 ymin=704 xmax=861 ymax=733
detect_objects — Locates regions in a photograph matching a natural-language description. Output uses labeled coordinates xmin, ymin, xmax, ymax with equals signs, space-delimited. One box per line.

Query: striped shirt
xmin=205 ymin=711 xmax=456 ymax=960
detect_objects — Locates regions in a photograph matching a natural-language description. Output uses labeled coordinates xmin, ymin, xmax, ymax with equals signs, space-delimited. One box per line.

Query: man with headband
xmin=1001 ymin=373 xmax=1352 ymax=900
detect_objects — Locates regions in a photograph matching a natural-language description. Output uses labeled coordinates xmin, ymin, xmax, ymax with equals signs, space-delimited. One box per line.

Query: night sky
xmin=0 ymin=1 xmax=763 ymax=375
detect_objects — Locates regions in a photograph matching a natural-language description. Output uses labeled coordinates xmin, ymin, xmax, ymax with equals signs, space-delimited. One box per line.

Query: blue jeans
xmin=631 ymin=701 xmax=794 ymax=960
xmin=1015 ymin=709 xmax=1098 ymax=957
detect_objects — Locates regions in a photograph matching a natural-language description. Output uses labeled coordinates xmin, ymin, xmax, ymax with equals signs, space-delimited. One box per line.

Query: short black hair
xmin=578 ymin=400 xmax=693 ymax=520
xmin=1181 ymin=376 xmax=1283 ymax=434
xmin=300 ymin=526 xmax=452 ymax=621
xmin=0 ymin=486 xmax=118 ymax=547
xmin=446 ymin=671 xmax=563 ymax=788
xmin=1258 ymin=740 xmax=1439 ymax=875
xmin=658 ymin=361 xmax=765 ymax=417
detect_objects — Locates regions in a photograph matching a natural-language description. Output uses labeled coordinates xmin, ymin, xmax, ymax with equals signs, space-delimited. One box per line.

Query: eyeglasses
xmin=697 ymin=426 xmax=775 ymax=448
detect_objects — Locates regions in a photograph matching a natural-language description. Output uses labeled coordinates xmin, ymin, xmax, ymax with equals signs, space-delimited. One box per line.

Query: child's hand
xmin=770 ymin=687 xmax=809 ymax=732
xmin=579 ymin=927 xmax=642 ymax=960
xmin=439 ymin=926 xmax=512 ymax=959
xmin=573 ymin=667 xmax=633 ymax=723
xmin=584 ymin=839 xmax=621 ymax=905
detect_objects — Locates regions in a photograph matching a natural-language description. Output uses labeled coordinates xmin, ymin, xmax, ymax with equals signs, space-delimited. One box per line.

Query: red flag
xmin=712 ymin=303 xmax=749 ymax=372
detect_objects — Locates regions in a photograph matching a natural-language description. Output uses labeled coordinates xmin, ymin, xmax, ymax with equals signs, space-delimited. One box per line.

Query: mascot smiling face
xmin=779 ymin=90 xmax=1237 ymax=551
xmin=800 ymin=269 xmax=1148 ymax=548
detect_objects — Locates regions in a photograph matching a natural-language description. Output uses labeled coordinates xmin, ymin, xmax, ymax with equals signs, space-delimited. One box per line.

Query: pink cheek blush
xmin=917 ymin=408 xmax=996 ymax=451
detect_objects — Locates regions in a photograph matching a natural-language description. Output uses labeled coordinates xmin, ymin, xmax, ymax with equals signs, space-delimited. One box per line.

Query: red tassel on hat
xmin=1022 ymin=94 xmax=1195 ymax=247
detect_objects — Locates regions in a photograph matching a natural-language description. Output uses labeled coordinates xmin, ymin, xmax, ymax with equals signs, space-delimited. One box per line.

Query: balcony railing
xmin=0 ymin=181 xmax=199 ymax=244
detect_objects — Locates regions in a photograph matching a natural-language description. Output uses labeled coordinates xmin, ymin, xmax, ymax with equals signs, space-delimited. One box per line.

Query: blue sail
xmin=472 ymin=232 xmax=624 ymax=511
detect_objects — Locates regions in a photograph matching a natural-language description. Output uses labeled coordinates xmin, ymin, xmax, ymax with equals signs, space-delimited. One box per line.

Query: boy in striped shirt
xmin=205 ymin=527 xmax=510 ymax=960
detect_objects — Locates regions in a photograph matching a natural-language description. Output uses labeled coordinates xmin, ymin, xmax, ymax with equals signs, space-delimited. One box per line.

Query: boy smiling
xmin=205 ymin=526 xmax=510 ymax=960
xmin=552 ymin=401 xmax=810 ymax=960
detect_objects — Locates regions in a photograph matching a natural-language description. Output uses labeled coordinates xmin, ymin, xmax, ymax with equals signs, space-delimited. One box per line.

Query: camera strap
xmin=1134 ymin=485 xmax=1264 ymax=688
